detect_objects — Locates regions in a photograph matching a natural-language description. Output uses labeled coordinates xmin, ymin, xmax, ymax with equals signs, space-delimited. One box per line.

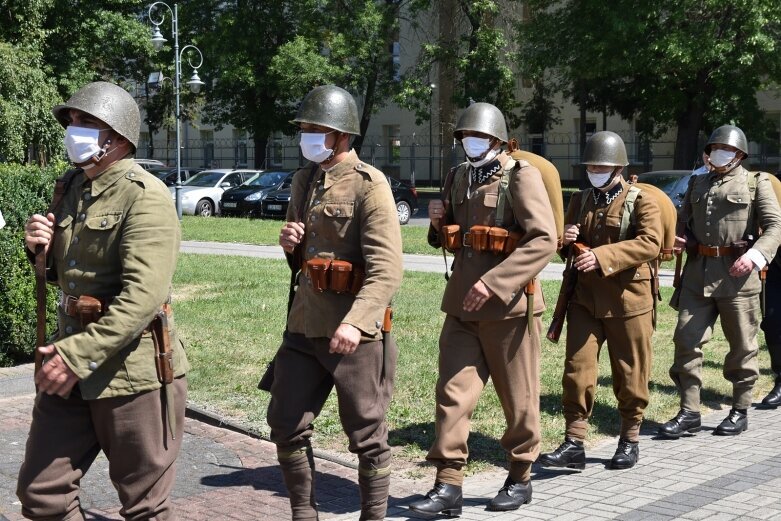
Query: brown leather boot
xmin=358 ymin=463 xmax=391 ymax=521
xmin=278 ymin=446 xmax=318 ymax=521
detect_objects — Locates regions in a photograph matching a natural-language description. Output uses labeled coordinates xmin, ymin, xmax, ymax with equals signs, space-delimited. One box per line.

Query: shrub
xmin=0 ymin=162 xmax=64 ymax=366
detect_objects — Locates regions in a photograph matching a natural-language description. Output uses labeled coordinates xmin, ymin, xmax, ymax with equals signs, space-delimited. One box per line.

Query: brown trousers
xmin=426 ymin=315 xmax=541 ymax=485
xmin=266 ymin=331 xmax=397 ymax=467
xmin=16 ymin=377 xmax=187 ymax=521
xmin=562 ymin=304 xmax=653 ymax=442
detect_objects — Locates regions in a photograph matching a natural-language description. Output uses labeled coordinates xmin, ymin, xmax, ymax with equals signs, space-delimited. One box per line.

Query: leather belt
xmin=59 ymin=294 xmax=111 ymax=318
xmin=697 ymin=244 xmax=747 ymax=258
xmin=300 ymin=260 xmax=364 ymax=295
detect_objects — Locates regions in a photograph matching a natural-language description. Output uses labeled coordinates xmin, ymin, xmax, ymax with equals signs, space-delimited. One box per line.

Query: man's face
xmin=67 ymin=109 xmax=109 ymax=131
xmin=300 ymin=122 xmax=339 ymax=149
xmin=709 ymin=143 xmax=740 ymax=155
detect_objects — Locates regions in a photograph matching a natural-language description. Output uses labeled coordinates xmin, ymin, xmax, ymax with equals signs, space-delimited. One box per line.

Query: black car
xmin=153 ymin=167 xmax=204 ymax=187
xmin=220 ymin=171 xmax=292 ymax=217
xmin=260 ymin=173 xmax=419 ymax=224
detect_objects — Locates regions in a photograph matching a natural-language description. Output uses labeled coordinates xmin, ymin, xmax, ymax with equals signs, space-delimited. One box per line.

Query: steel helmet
xmin=453 ymin=102 xmax=508 ymax=143
xmin=704 ymin=125 xmax=748 ymax=157
xmin=52 ymin=81 xmax=140 ymax=151
xmin=582 ymin=131 xmax=629 ymax=166
xmin=292 ymin=85 xmax=361 ymax=135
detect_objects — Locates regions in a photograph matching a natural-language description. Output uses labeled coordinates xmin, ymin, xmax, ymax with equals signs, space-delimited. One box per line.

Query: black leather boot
xmin=408 ymin=482 xmax=463 ymax=517
xmin=486 ymin=477 xmax=532 ymax=511
xmin=610 ymin=439 xmax=639 ymax=470
xmin=657 ymin=409 xmax=701 ymax=439
xmin=714 ymin=408 xmax=748 ymax=435
xmin=760 ymin=379 xmax=781 ymax=409
xmin=538 ymin=438 xmax=585 ymax=470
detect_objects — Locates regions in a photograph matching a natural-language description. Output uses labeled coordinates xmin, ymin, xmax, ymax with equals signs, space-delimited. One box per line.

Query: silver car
xmin=170 ymin=169 xmax=263 ymax=216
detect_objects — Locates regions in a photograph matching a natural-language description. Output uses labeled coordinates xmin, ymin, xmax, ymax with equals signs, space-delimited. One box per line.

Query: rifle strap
xmin=440 ymin=166 xmax=458 ymax=279
xmin=286 ymin=163 xmax=320 ymax=317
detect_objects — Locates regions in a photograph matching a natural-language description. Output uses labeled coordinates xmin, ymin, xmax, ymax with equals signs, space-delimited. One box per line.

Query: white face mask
xmin=462 ymin=136 xmax=491 ymax=158
xmin=299 ymin=132 xmax=334 ymax=163
xmin=64 ymin=126 xmax=108 ymax=164
xmin=587 ymin=170 xmax=614 ymax=189
xmin=708 ymin=149 xmax=737 ymax=168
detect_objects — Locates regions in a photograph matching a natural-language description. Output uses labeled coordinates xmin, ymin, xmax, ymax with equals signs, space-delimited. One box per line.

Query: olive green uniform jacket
xmin=45 ymin=158 xmax=188 ymax=399
xmin=286 ymin=150 xmax=403 ymax=340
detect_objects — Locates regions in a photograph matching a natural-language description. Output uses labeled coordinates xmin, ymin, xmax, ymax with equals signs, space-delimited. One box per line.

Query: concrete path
xmin=3 ymin=364 xmax=781 ymax=520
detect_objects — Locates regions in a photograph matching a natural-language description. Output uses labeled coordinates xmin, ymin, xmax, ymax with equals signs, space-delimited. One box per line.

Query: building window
xmin=530 ymin=135 xmax=545 ymax=156
xmin=138 ymin=131 xmax=150 ymax=158
xmin=201 ymin=129 xmax=214 ymax=168
xmin=383 ymin=125 xmax=401 ymax=165
xmin=391 ymin=41 xmax=401 ymax=81
xmin=575 ymin=119 xmax=597 ymax=156
xmin=233 ymin=129 xmax=248 ymax=167
xmin=270 ymin=132 xmax=284 ymax=167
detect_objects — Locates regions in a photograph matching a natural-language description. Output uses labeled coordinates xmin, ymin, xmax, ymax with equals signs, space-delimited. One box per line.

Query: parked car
xmin=220 ymin=171 xmax=293 ymax=217
xmin=635 ymin=170 xmax=692 ymax=210
xmin=133 ymin=158 xmax=167 ymax=170
xmin=170 ymin=169 xmax=263 ymax=216
xmin=260 ymin=173 xmax=419 ymax=225
xmin=153 ymin=167 xmax=204 ymax=187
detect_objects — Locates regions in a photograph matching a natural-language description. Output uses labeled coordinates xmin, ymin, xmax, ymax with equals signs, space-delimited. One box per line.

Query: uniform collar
xmin=593 ymin=177 xmax=626 ymax=205
xmin=709 ymin=164 xmax=745 ymax=184
xmin=322 ymin=149 xmax=360 ymax=189
xmin=89 ymin=158 xmax=137 ymax=197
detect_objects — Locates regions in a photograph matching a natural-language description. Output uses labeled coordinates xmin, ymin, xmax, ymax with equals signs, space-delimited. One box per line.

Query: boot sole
xmin=408 ymin=505 xmax=462 ymax=517
xmin=713 ymin=424 xmax=748 ymax=436
xmin=538 ymin=459 xmax=585 ymax=471
xmin=485 ymin=497 xmax=532 ymax=511
xmin=657 ymin=426 xmax=701 ymax=439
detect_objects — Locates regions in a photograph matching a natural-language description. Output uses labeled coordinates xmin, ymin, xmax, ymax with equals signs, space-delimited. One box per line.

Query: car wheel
xmin=396 ymin=200 xmax=411 ymax=225
xmin=196 ymin=199 xmax=214 ymax=217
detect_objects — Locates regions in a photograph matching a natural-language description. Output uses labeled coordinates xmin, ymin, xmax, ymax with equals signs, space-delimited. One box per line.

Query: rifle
xmin=546 ymin=242 xmax=589 ymax=343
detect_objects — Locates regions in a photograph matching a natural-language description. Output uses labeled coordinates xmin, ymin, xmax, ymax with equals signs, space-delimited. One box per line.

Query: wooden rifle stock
xmin=34 ymin=244 xmax=47 ymax=377
xmin=546 ymin=250 xmax=577 ymax=343
xmin=672 ymin=250 xmax=683 ymax=289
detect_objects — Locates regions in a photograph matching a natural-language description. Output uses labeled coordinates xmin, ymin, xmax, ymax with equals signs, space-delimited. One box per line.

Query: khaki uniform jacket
xmin=679 ymin=165 xmax=781 ymax=297
xmin=428 ymin=152 xmax=557 ymax=321
xmin=286 ymin=150 xmax=403 ymax=341
xmin=565 ymin=178 xmax=663 ymax=318
xmin=47 ymin=158 xmax=188 ymax=399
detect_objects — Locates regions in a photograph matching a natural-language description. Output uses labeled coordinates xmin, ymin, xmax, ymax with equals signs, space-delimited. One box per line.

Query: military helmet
xmin=52 ymin=81 xmax=140 ymax=151
xmin=292 ymin=85 xmax=361 ymax=135
xmin=453 ymin=102 xmax=508 ymax=143
xmin=582 ymin=131 xmax=629 ymax=166
xmin=704 ymin=125 xmax=748 ymax=157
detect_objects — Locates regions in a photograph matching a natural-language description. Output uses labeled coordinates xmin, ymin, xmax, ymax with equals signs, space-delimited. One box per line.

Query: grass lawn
xmin=173 ymin=253 xmax=774 ymax=478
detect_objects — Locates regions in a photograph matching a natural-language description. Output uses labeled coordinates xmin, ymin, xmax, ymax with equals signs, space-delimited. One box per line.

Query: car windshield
xmin=183 ymin=171 xmax=224 ymax=187
xmin=637 ymin=173 xmax=685 ymax=191
xmin=245 ymin=172 xmax=289 ymax=188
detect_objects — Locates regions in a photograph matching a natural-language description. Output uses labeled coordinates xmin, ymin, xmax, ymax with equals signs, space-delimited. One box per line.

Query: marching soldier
xmin=18 ymin=81 xmax=189 ymax=519
xmin=759 ymin=247 xmax=781 ymax=408
xmin=408 ymin=102 xmax=556 ymax=515
xmin=660 ymin=125 xmax=781 ymax=437
xmin=539 ymin=131 xmax=663 ymax=471
xmin=266 ymin=85 xmax=403 ymax=521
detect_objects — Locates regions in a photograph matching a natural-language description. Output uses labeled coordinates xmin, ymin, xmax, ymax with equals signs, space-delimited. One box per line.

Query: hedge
xmin=0 ymin=162 xmax=64 ymax=366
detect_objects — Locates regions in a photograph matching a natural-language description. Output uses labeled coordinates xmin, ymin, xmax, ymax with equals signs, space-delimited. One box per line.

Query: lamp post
xmin=429 ymin=83 xmax=436 ymax=187
xmin=148 ymin=2 xmax=205 ymax=220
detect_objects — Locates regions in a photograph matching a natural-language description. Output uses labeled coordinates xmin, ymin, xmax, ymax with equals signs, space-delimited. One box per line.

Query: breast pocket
xmin=724 ymin=193 xmax=750 ymax=221
xmin=604 ymin=213 xmax=622 ymax=243
xmin=323 ymin=202 xmax=355 ymax=239
xmin=83 ymin=211 xmax=123 ymax=257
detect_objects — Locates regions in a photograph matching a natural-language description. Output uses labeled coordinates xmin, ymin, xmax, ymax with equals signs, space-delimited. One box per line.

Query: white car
xmin=170 ymin=169 xmax=263 ymax=216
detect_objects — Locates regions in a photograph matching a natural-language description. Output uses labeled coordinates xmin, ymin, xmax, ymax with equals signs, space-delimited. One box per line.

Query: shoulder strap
xmin=619 ymin=185 xmax=642 ymax=241
xmin=46 ymin=168 xmax=80 ymax=215
xmin=495 ymin=160 xmax=518 ymax=227
xmin=577 ymin=188 xmax=593 ymax=225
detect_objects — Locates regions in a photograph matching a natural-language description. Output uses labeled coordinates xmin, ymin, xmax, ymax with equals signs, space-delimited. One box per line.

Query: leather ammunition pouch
xmin=571 ymin=241 xmax=591 ymax=257
xmin=441 ymin=225 xmax=522 ymax=255
xmin=60 ymin=294 xmax=111 ymax=329
xmin=303 ymin=258 xmax=365 ymax=294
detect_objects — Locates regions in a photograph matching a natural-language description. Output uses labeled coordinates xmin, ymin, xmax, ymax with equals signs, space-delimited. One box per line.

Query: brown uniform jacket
xmin=286 ymin=150 xmax=403 ymax=341
xmin=564 ymin=178 xmax=663 ymax=318
xmin=428 ymin=152 xmax=557 ymax=321
xmin=679 ymin=165 xmax=781 ymax=297
xmin=45 ymin=158 xmax=188 ymax=399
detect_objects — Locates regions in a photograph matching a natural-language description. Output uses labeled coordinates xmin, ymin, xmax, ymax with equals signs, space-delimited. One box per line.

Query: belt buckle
xmin=59 ymin=294 xmax=78 ymax=315
xmin=712 ymin=246 xmax=721 ymax=258
xmin=462 ymin=232 xmax=472 ymax=248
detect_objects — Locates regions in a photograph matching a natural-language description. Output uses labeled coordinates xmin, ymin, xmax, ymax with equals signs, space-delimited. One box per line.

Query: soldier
xmin=659 ymin=125 xmax=781 ymax=438
xmin=18 ymin=81 xmax=189 ymax=519
xmin=538 ymin=131 xmax=662 ymax=471
xmin=408 ymin=102 xmax=556 ymax=516
xmin=759 ymin=247 xmax=781 ymax=408
xmin=266 ymin=85 xmax=403 ymax=521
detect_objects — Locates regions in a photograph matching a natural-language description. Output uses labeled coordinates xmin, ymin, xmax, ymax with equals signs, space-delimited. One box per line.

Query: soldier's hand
xmin=673 ymin=235 xmax=687 ymax=253
xmin=25 ymin=213 xmax=56 ymax=254
xmin=574 ymin=250 xmax=600 ymax=273
xmin=279 ymin=221 xmax=306 ymax=253
xmin=562 ymin=224 xmax=580 ymax=246
xmin=729 ymin=254 xmax=754 ymax=278
xmin=428 ymin=200 xmax=445 ymax=231
xmin=329 ymin=323 xmax=361 ymax=355
xmin=463 ymin=280 xmax=494 ymax=312
xmin=35 ymin=344 xmax=79 ymax=398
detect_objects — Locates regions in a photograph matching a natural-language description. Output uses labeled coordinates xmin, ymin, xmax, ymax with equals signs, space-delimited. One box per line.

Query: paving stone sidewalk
xmin=4 ymin=364 xmax=781 ymax=521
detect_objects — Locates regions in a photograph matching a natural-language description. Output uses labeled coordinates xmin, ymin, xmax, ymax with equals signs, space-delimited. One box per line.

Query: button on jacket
xmin=680 ymin=166 xmax=781 ymax=297
xmin=428 ymin=152 xmax=557 ymax=321
xmin=565 ymin=178 xmax=663 ymax=318
xmin=286 ymin=150 xmax=403 ymax=340
xmin=47 ymin=158 xmax=189 ymax=399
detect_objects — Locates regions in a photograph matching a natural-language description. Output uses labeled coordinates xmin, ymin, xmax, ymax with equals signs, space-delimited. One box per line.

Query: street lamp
xmin=429 ymin=83 xmax=436 ymax=187
xmin=148 ymin=1 xmax=205 ymax=220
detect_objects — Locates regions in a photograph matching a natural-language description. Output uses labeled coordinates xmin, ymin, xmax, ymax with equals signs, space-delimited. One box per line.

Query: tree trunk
xmin=578 ymin=90 xmax=588 ymax=189
xmin=353 ymin=67 xmax=378 ymax=156
xmin=673 ymin=101 xmax=705 ymax=170
xmin=254 ymin=134 xmax=268 ymax=170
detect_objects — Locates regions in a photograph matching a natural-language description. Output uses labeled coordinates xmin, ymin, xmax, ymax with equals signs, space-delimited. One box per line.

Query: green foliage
xmin=0 ymin=162 xmax=63 ymax=365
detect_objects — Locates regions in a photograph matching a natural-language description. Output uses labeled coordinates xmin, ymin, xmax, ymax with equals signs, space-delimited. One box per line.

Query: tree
xmin=521 ymin=0 xmax=781 ymax=169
